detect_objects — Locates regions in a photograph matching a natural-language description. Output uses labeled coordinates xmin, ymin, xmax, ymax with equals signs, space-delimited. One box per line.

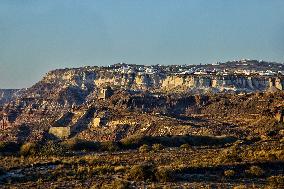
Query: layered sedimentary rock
xmin=1 ymin=62 xmax=284 ymax=143
xmin=39 ymin=68 xmax=284 ymax=95
xmin=1 ymin=67 xmax=283 ymax=123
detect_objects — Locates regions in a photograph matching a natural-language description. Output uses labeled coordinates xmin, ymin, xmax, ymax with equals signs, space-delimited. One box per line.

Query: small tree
xmin=180 ymin=143 xmax=192 ymax=151
xmin=20 ymin=142 xmax=37 ymax=156
xmin=127 ymin=164 xmax=155 ymax=181
xmin=224 ymin=169 xmax=235 ymax=178
xmin=139 ymin=144 xmax=151 ymax=153
xmin=245 ymin=166 xmax=265 ymax=177
xmin=152 ymin=143 xmax=164 ymax=151
xmin=155 ymin=166 xmax=173 ymax=182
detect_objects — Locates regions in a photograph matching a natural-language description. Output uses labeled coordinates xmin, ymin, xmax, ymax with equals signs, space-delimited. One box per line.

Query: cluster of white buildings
xmin=108 ymin=61 xmax=283 ymax=77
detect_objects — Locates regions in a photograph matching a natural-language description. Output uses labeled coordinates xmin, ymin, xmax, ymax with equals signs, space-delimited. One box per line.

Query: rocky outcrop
xmin=0 ymin=89 xmax=20 ymax=105
xmin=2 ymin=60 xmax=284 ymax=144
xmin=35 ymin=68 xmax=284 ymax=95
xmin=49 ymin=127 xmax=71 ymax=139
xmin=0 ymin=65 xmax=283 ymax=126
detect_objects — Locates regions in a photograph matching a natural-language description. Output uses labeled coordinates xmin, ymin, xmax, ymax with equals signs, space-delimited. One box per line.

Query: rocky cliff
xmin=28 ymin=67 xmax=284 ymax=98
xmin=2 ymin=63 xmax=284 ymax=123
xmin=0 ymin=89 xmax=20 ymax=105
xmin=1 ymin=62 xmax=284 ymax=142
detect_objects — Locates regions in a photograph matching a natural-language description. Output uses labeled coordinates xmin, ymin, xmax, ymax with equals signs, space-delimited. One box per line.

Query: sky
xmin=0 ymin=0 xmax=284 ymax=89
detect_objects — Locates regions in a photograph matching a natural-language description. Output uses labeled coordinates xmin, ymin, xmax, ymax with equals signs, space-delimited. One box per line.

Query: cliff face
xmin=8 ymin=67 xmax=280 ymax=111
xmin=1 ymin=65 xmax=283 ymax=120
xmin=37 ymin=68 xmax=283 ymax=94
xmin=1 ymin=61 xmax=284 ymax=108
xmin=2 ymin=66 xmax=284 ymax=142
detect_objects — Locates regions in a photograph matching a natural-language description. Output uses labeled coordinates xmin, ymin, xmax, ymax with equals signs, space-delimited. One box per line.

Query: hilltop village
xmin=107 ymin=59 xmax=284 ymax=76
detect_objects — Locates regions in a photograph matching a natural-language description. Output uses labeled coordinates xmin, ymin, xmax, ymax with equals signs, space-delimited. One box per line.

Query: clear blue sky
xmin=0 ymin=0 xmax=283 ymax=89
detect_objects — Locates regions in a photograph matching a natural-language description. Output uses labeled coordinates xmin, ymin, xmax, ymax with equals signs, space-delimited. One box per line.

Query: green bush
xmin=39 ymin=141 xmax=67 ymax=156
xmin=0 ymin=141 xmax=20 ymax=155
xmin=61 ymin=139 xmax=78 ymax=150
xmin=63 ymin=139 xmax=100 ymax=151
xmin=20 ymin=142 xmax=37 ymax=156
xmin=127 ymin=164 xmax=156 ymax=182
xmin=120 ymin=135 xmax=145 ymax=149
xmin=100 ymin=141 xmax=120 ymax=152
xmin=245 ymin=136 xmax=261 ymax=143
xmin=101 ymin=180 xmax=130 ymax=189
xmin=233 ymin=185 xmax=248 ymax=189
xmin=266 ymin=176 xmax=284 ymax=188
xmin=219 ymin=145 xmax=242 ymax=163
xmin=139 ymin=144 xmax=151 ymax=153
xmin=180 ymin=143 xmax=192 ymax=150
xmin=224 ymin=169 xmax=235 ymax=178
xmin=155 ymin=166 xmax=173 ymax=182
xmin=120 ymin=135 xmax=237 ymax=149
xmin=114 ymin=166 xmax=127 ymax=173
xmin=152 ymin=144 xmax=164 ymax=151
xmin=245 ymin=166 xmax=265 ymax=177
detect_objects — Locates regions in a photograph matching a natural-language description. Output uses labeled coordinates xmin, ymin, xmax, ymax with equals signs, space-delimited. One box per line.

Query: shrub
xmin=101 ymin=180 xmax=130 ymax=189
xmin=180 ymin=143 xmax=192 ymax=150
xmin=266 ymin=176 xmax=284 ymax=188
xmin=139 ymin=144 xmax=151 ymax=153
xmin=127 ymin=164 xmax=156 ymax=181
xmin=120 ymin=135 xmax=237 ymax=149
xmin=76 ymin=165 xmax=91 ymax=176
xmin=61 ymin=139 xmax=78 ymax=150
xmin=39 ymin=141 xmax=67 ymax=156
xmin=100 ymin=141 xmax=120 ymax=152
xmin=120 ymin=135 xmax=144 ymax=149
xmin=93 ymin=165 xmax=114 ymax=175
xmin=82 ymin=155 xmax=99 ymax=165
xmin=219 ymin=145 xmax=242 ymax=163
xmin=0 ymin=167 xmax=5 ymax=175
xmin=224 ymin=169 xmax=235 ymax=178
xmin=275 ymin=150 xmax=284 ymax=160
xmin=245 ymin=166 xmax=265 ymax=177
xmin=152 ymin=144 xmax=164 ymax=151
xmin=233 ymin=185 xmax=248 ymax=189
xmin=63 ymin=139 xmax=99 ymax=151
xmin=155 ymin=166 xmax=173 ymax=182
xmin=20 ymin=142 xmax=37 ymax=156
xmin=0 ymin=141 xmax=20 ymax=155
xmin=245 ymin=136 xmax=261 ymax=143
xmin=114 ymin=166 xmax=127 ymax=173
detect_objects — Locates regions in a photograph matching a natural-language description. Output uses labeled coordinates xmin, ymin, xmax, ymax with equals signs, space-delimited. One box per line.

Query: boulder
xmin=49 ymin=126 xmax=71 ymax=139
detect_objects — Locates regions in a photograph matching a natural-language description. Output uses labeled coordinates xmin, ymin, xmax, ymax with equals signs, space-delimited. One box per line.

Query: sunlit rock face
xmin=89 ymin=72 xmax=281 ymax=93
xmin=20 ymin=67 xmax=284 ymax=104
xmin=49 ymin=126 xmax=71 ymax=139
xmin=1 ymin=62 xmax=284 ymax=142
xmin=1 ymin=64 xmax=283 ymax=119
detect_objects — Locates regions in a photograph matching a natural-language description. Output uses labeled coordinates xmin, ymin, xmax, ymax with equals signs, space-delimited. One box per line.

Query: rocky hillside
xmin=0 ymin=89 xmax=20 ymax=106
xmin=16 ymin=62 xmax=284 ymax=107
xmin=1 ymin=61 xmax=284 ymax=143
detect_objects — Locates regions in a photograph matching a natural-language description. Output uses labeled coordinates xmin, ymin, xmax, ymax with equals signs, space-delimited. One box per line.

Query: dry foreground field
xmin=0 ymin=132 xmax=283 ymax=188
xmin=1 ymin=82 xmax=284 ymax=188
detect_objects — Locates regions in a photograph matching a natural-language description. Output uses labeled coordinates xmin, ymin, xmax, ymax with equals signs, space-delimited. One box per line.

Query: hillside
xmin=0 ymin=61 xmax=284 ymax=143
xmin=0 ymin=61 xmax=284 ymax=188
